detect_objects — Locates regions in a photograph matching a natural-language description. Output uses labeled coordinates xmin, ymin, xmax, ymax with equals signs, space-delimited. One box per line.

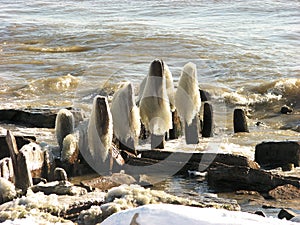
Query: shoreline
xmin=0 ymin=106 xmax=299 ymax=224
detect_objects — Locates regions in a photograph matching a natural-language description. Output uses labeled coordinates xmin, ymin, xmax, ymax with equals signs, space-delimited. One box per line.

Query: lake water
xmin=1 ymin=0 xmax=299 ymax=151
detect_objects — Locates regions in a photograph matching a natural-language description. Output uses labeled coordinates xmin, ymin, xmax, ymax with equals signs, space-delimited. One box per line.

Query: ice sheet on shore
xmin=101 ymin=204 xmax=299 ymax=225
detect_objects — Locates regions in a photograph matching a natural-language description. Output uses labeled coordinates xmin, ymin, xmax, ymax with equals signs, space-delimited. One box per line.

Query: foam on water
xmin=221 ymin=78 xmax=300 ymax=106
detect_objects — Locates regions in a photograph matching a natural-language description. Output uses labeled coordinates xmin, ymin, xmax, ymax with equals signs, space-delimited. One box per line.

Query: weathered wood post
xmin=233 ymin=108 xmax=249 ymax=133
xmin=6 ymin=130 xmax=32 ymax=192
xmin=184 ymin=116 xmax=199 ymax=144
xmin=202 ymin=103 xmax=214 ymax=138
xmin=151 ymin=134 xmax=165 ymax=149
xmin=169 ymin=110 xmax=182 ymax=140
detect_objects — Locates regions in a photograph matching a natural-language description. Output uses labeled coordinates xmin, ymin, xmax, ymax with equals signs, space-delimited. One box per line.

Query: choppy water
xmin=1 ymin=1 xmax=300 ymax=159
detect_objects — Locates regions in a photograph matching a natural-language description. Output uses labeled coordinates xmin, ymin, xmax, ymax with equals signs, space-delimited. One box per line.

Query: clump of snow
xmin=0 ymin=190 xmax=68 ymax=223
xmin=16 ymin=190 xmax=66 ymax=214
xmin=0 ymin=185 xmax=106 ymax=225
xmin=0 ymin=216 xmax=72 ymax=225
xmin=101 ymin=204 xmax=298 ymax=225
xmin=105 ymin=184 xmax=204 ymax=209
xmin=100 ymin=202 xmax=122 ymax=220
xmin=0 ymin=178 xmax=16 ymax=204
xmin=78 ymin=205 xmax=102 ymax=225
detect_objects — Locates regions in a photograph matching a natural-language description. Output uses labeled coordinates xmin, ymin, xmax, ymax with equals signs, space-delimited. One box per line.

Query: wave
xmin=222 ymin=78 xmax=300 ymax=106
xmin=251 ymin=78 xmax=300 ymax=99
xmin=16 ymin=74 xmax=80 ymax=97
xmin=18 ymin=45 xmax=92 ymax=53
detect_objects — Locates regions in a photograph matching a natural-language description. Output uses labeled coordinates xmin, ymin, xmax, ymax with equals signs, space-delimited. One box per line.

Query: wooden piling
xmin=202 ymin=103 xmax=214 ymax=138
xmin=169 ymin=110 xmax=182 ymax=140
xmin=185 ymin=116 xmax=199 ymax=144
xmin=151 ymin=134 xmax=165 ymax=149
xmin=233 ymin=108 xmax=249 ymax=133
xmin=6 ymin=130 xmax=32 ymax=192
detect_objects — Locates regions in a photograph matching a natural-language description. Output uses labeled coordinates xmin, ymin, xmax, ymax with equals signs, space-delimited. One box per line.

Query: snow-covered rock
xmin=101 ymin=204 xmax=299 ymax=225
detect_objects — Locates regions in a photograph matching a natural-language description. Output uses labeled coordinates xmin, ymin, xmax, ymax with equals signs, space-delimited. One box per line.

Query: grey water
xmin=1 ymin=0 xmax=299 ymax=145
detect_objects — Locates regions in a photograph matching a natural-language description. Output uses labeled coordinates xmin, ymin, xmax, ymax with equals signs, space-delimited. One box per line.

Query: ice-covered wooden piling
xmin=111 ymin=82 xmax=140 ymax=155
xmin=139 ymin=59 xmax=172 ymax=150
xmin=175 ymin=62 xmax=201 ymax=145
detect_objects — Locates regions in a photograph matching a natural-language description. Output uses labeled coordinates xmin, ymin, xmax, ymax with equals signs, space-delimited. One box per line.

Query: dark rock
xmin=0 ymin=135 xmax=36 ymax=160
xmin=124 ymin=151 xmax=259 ymax=176
xmin=255 ymin=141 xmax=300 ymax=169
xmin=32 ymin=177 xmax=47 ymax=185
xmin=281 ymin=105 xmax=293 ymax=114
xmin=262 ymin=204 xmax=276 ymax=209
xmin=278 ymin=208 xmax=298 ymax=220
xmin=80 ymin=176 xmax=119 ymax=192
xmin=207 ymin=163 xmax=300 ymax=192
xmin=282 ymin=163 xmax=294 ymax=171
xmin=233 ymin=108 xmax=249 ymax=133
xmin=80 ymin=173 xmax=136 ymax=192
xmin=254 ymin=211 xmax=266 ymax=217
xmin=202 ymin=103 xmax=214 ymax=138
xmin=0 ymin=107 xmax=85 ymax=128
xmin=137 ymin=181 xmax=153 ymax=188
xmin=269 ymin=184 xmax=300 ymax=200
xmin=138 ymin=151 xmax=259 ymax=169
xmin=255 ymin=121 xmax=264 ymax=126
xmin=110 ymin=172 xmax=136 ymax=185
